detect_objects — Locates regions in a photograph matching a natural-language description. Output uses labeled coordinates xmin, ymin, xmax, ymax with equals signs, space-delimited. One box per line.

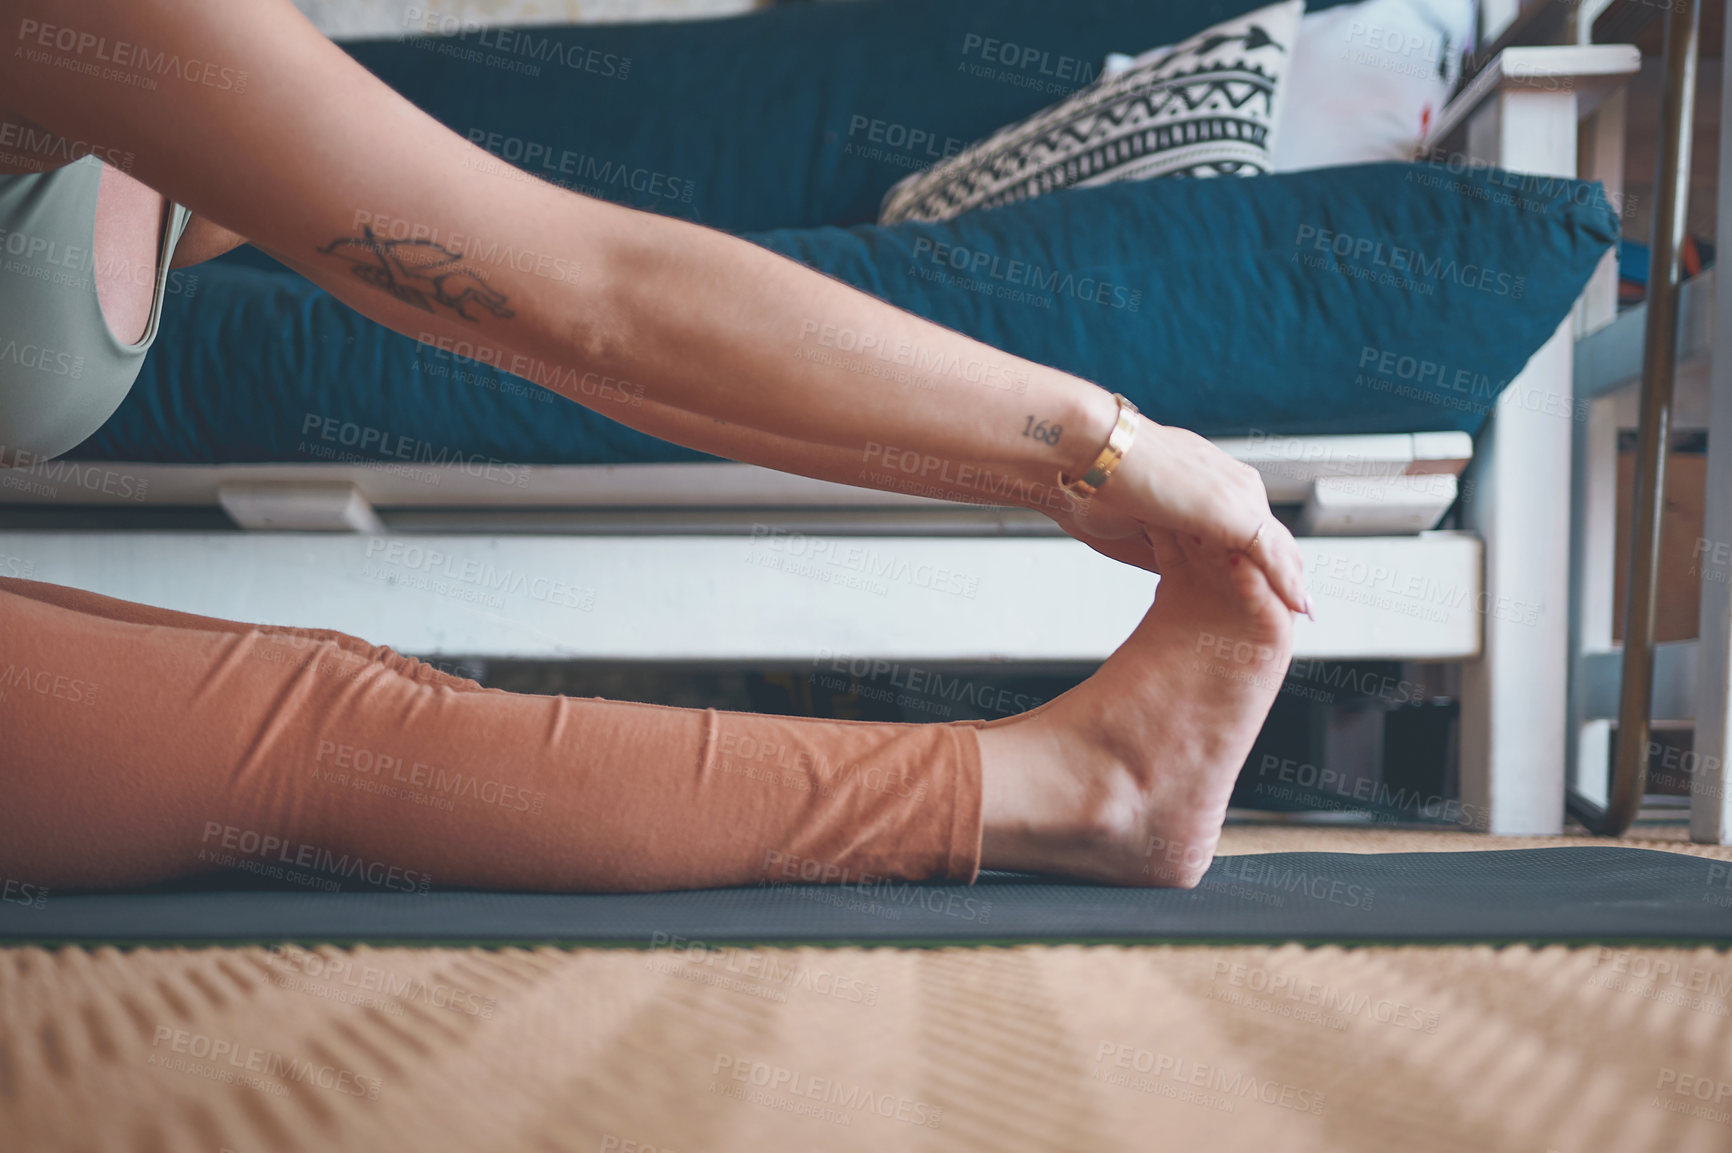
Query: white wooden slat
xmin=1567 ymin=389 xmax=1621 ymax=811
xmin=292 ymin=0 xmax=758 ymax=40
xmin=0 ymin=531 xmax=1482 ymax=663
xmin=1298 ymin=475 xmax=1458 ymax=537
xmin=0 ymin=435 xmax=1474 ymax=513
xmin=1213 ymin=433 xmax=1472 ymax=505
xmin=217 ymin=483 xmax=384 ymax=533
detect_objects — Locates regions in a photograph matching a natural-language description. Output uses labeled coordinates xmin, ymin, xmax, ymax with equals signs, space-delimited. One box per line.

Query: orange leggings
xmin=0 ymin=576 xmax=983 ymax=893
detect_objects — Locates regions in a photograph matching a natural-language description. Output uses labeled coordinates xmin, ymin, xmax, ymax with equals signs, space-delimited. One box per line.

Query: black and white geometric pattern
xmin=879 ymin=0 xmax=1304 ymax=225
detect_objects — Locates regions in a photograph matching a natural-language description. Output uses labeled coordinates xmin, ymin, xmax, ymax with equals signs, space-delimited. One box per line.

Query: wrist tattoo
xmin=318 ymin=225 xmax=514 ymax=322
xmin=1022 ymin=415 xmax=1064 ymax=447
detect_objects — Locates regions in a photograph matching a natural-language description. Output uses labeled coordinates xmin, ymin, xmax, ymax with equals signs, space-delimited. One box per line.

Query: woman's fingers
xmin=1148 ymin=427 xmax=1311 ymax=616
xmin=1244 ymin=514 xmax=1310 ymax=617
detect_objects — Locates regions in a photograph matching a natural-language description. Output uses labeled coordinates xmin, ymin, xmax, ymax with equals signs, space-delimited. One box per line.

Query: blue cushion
xmin=73 ymin=162 xmax=1615 ymax=467
xmin=751 ymin=162 xmax=1618 ymax=437
xmin=336 ymin=0 xmax=1358 ymax=233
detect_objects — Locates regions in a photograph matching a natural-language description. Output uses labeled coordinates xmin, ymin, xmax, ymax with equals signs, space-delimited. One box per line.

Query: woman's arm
xmin=0 ymin=107 xmax=243 ymax=262
xmin=0 ymin=0 xmax=1307 ymax=609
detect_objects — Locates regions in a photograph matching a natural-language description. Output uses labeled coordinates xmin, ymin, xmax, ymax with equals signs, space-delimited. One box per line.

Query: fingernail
xmin=1303 ymin=595 xmax=1317 ymax=622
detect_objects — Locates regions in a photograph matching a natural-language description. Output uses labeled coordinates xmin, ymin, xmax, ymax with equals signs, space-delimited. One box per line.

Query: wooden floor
xmin=1216 ymin=821 xmax=1732 ymax=858
xmin=5 ymin=827 xmax=1732 ymax=1152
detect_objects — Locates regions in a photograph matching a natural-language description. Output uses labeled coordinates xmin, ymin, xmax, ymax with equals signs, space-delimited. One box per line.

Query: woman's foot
xmin=975 ymin=541 xmax=1295 ymax=886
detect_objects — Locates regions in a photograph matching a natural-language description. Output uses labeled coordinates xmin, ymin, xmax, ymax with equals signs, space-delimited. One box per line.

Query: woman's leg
xmin=1 ymin=532 xmax=1293 ymax=894
xmin=0 ymin=574 xmax=485 ymax=692
xmin=0 ymin=576 xmax=979 ymax=892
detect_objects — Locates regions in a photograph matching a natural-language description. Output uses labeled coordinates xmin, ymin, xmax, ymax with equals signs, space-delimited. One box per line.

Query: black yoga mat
xmin=6 ymin=848 xmax=1732 ymax=948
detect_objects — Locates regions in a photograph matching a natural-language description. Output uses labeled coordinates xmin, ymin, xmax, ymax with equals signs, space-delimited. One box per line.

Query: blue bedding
xmin=337 ymin=0 xmax=1362 ymax=234
xmin=71 ymin=162 xmax=1616 ymax=467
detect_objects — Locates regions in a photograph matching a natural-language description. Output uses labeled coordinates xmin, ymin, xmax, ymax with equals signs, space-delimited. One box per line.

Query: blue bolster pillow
xmin=76 ymin=162 xmax=1616 ymax=467
xmin=750 ymin=161 xmax=1619 ymax=437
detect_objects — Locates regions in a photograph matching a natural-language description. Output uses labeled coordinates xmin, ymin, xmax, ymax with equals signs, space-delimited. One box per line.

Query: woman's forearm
xmin=548 ymin=213 xmax=1122 ymax=513
xmin=275 ymin=185 xmax=1121 ymax=516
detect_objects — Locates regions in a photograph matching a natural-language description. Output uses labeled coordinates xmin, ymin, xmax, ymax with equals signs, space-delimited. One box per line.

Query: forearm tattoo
xmin=318 ymin=226 xmax=514 ymax=322
xmin=1022 ymin=415 xmax=1063 ymax=446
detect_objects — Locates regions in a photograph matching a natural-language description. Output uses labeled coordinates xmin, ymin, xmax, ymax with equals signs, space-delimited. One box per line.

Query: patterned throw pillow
xmin=878 ymin=0 xmax=1305 ymax=225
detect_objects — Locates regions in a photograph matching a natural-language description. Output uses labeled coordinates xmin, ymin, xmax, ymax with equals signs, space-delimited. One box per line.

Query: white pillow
xmin=1106 ymin=1 xmax=1475 ymax=170
xmin=1274 ymin=0 xmax=1475 ymax=169
xmin=878 ymin=0 xmax=1305 ymax=225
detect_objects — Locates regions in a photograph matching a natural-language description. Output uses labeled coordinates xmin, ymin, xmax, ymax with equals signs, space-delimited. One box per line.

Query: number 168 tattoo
xmin=1022 ymin=415 xmax=1063 ymax=446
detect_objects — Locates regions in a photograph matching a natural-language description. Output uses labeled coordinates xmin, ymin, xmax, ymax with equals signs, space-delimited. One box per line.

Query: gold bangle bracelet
xmin=1058 ymin=392 xmax=1140 ymax=500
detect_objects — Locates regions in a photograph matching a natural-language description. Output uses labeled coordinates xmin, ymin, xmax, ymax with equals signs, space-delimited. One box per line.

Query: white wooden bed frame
xmin=0 ymin=44 xmax=1655 ymax=837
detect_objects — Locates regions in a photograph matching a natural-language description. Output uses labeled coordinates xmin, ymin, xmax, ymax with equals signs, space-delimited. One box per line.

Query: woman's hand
xmin=1048 ymin=414 xmax=1313 ymax=617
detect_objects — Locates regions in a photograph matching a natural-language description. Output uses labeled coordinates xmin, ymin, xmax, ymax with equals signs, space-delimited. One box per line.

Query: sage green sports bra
xmin=0 ymin=155 xmax=190 ymax=464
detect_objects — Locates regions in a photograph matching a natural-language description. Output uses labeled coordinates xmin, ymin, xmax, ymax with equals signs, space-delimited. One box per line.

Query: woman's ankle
xmin=975 ymin=715 xmax=1138 ymax=874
